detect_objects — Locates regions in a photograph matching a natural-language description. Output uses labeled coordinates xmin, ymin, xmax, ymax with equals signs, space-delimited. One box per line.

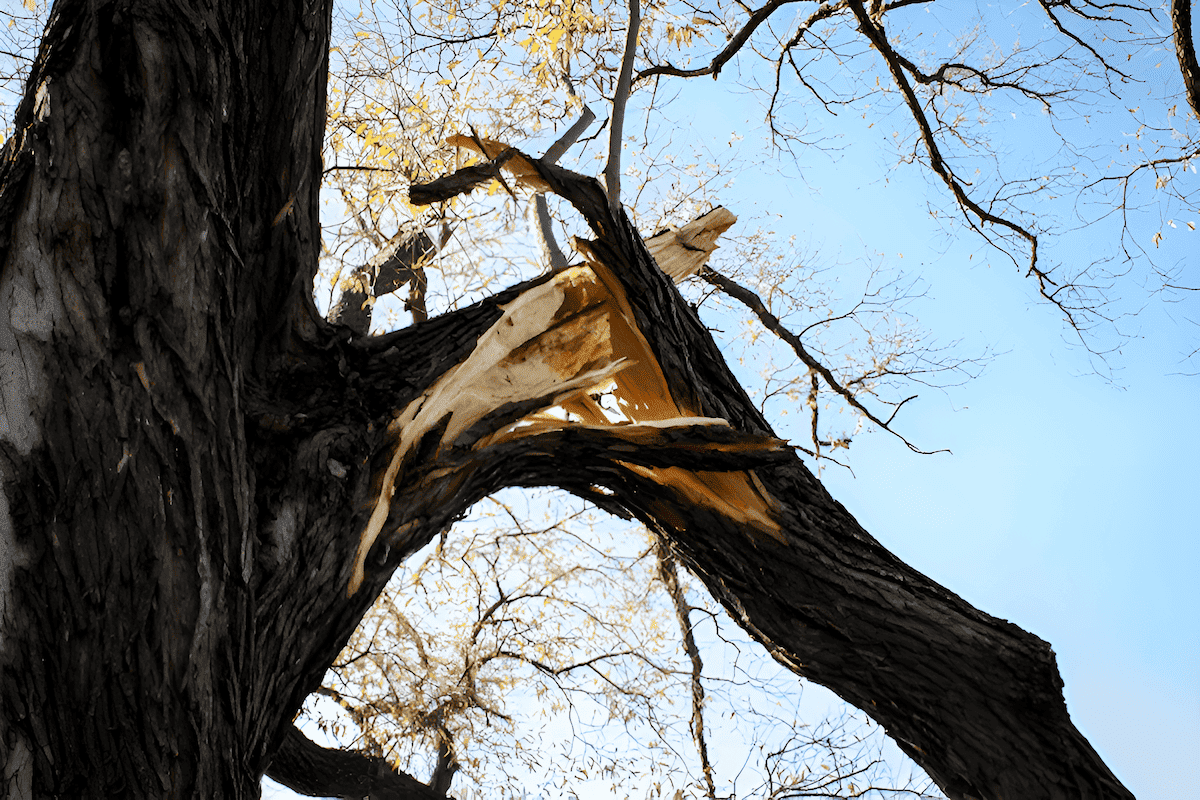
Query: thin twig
xmin=656 ymin=544 xmax=717 ymax=800
xmin=700 ymin=267 xmax=946 ymax=454
xmin=637 ymin=0 xmax=807 ymax=83
xmin=843 ymin=0 xmax=1084 ymax=329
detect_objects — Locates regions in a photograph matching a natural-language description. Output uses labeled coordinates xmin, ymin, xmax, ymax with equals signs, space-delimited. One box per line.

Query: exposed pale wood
xmin=446 ymin=134 xmax=553 ymax=193
xmin=644 ymin=207 xmax=737 ymax=281
xmin=349 ymin=265 xmax=631 ymax=593
xmin=351 ymin=246 xmax=784 ymax=593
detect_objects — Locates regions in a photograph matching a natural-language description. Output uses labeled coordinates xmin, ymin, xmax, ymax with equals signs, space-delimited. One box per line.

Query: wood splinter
xmin=349 ymin=206 xmax=783 ymax=595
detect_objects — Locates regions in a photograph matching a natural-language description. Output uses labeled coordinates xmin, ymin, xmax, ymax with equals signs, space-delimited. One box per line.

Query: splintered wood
xmin=643 ymin=207 xmax=736 ymax=282
xmin=349 ymin=199 xmax=781 ymax=595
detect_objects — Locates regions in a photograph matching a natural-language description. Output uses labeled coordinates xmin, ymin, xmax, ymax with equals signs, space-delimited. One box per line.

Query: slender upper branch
xmin=840 ymin=0 xmax=1094 ymax=328
xmin=607 ymin=0 xmax=641 ymax=211
xmin=535 ymin=100 xmax=597 ymax=271
xmin=637 ymin=0 xmax=807 ymax=82
xmin=699 ymin=266 xmax=941 ymax=454
xmin=657 ymin=545 xmax=717 ymax=800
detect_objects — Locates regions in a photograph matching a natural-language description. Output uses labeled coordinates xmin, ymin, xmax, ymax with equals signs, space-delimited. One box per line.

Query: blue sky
xmin=674 ymin=80 xmax=1200 ymax=797
xmin=1 ymin=0 xmax=1191 ymax=797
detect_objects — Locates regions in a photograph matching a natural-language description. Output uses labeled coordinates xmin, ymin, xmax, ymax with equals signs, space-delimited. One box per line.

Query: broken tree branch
xmin=409 ymin=149 xmax=519 ymax=205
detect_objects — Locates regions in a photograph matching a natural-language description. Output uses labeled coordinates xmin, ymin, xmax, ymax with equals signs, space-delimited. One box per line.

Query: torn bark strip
xmin=348 ymin=221 xmax=787 ymax=593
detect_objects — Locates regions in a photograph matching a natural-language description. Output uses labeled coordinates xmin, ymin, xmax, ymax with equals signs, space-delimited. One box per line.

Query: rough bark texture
xmin=412 ymin=154 xmax=1136 ymax=800
xmin=0 ymin=2 xmax=1133 ymax=800
xmin=266 ymin=725 xmax=446 ymax=800
xmin=1174 ymin=0 xmax=1200 ymax=119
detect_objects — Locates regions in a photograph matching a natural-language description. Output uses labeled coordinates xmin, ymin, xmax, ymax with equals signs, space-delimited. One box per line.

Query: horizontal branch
xmin=409 ymin=150 xmax=518 ymax=205
xmin=265 ymin=724 xmax=448 ymax=800
xmin=637 ymin=0 xmax=808 ymax=82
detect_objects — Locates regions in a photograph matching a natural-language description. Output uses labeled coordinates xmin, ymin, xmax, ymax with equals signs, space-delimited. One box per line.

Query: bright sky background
xmin=275 ymin=87 xmax=1198 ymax=800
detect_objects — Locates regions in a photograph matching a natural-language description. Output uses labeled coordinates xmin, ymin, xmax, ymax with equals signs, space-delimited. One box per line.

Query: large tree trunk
xmin=0 ymin=0 xmax=347 ymax=795
xmin=0 ymin=2 xmax=1132 ymax=799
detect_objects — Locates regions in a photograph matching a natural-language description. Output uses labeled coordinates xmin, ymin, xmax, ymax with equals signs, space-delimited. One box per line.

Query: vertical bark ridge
xmin=0 ymin=1 xmax=336 ymax=796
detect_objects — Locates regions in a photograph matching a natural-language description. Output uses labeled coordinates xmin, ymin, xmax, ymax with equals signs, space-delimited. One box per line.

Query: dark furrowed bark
xmin=0 ymin=1 xmax=358 ymax=796
xmin=0 ymin=1 xmax=1136 ymax=798
xmin=575 ymin=189 xmax=1130 ymax=800
xmin=265 ymin=724 xmax=446 ymax=800
xmin=1174 ymin=0 xmax=1200 ymax=120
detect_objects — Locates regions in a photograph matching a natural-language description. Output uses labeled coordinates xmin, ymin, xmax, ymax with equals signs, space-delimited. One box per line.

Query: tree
xmin=2 ymin=0 xmax=1189 ymax=797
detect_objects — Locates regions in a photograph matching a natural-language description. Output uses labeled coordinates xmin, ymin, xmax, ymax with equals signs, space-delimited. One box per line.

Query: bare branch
xmin=842 ymin=0 xmax=1096 ymax=331
xmin=1036 ymin=0 xmax=1133 ymax=78
xmin=410 ymin=149 xmax=519 ymax=205
xmin=699 ymin=266 xmax=946 ymax=455
xmin=535 ymin=99 xmax=598 ymax=272
xmin=638 ymin=0 xmax=808 ymax=83
xmin=543 ymin=102 xmax=597 ymax=165
xmin=657 ymin=544 xmax=717 ymax=800
xmin=531 ymin=194 xmax=570 ymax=272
